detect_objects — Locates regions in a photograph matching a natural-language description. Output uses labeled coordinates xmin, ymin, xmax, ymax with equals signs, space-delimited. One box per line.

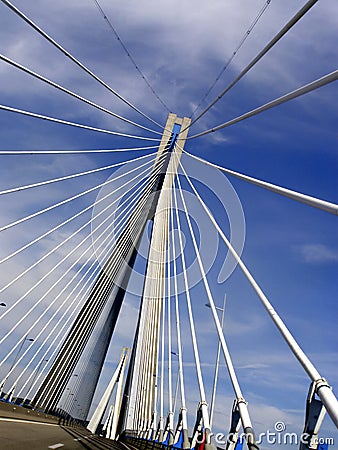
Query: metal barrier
xmin=121 ymin=431 xmax=172 ymax=450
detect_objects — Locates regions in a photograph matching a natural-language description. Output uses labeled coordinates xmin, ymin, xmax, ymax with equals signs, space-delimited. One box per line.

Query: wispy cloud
xmin=297 ymin=243 xmax=338 ymax=263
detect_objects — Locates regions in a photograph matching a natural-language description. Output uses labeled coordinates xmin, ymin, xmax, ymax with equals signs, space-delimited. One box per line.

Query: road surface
xmin=0 ymin=402 xmax=123 ymax=449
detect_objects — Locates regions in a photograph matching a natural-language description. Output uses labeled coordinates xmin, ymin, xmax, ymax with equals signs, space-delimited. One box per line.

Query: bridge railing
xmin=120 ymin=431 xmax=172 ymax=450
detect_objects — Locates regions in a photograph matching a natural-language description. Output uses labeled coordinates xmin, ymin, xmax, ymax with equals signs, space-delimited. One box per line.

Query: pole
xmin=209 ymin=295 xmax=226 ymax=427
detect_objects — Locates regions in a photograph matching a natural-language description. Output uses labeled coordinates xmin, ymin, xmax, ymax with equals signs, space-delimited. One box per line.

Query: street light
xmin=205 ymin=303 xmax=223 ymax=312
xmin=26 ymin=358 xmax=48 ymax=396
xmin=9 ymin=335 xmax=35 ymax=373
xmin=170 ymin=351 xmax=180 ymax=412
xmin=205 ymin=295 xmax=226 ymax=428
xmin=0 ymin=302 xmax=6 ymax=307
xmin=1 ymin=335 xmax=34 ymax=401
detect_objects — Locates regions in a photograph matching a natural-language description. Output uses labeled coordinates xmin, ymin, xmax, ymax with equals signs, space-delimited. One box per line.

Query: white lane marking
xmin=48 ymin=444 xmax=64 ymax=449
xmin=0 ymin=417 xmax=58 ymax=427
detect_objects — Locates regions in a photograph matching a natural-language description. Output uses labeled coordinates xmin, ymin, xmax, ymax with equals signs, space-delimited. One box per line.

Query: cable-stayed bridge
xmin=0 ymin=1 xmax=337 ymax=449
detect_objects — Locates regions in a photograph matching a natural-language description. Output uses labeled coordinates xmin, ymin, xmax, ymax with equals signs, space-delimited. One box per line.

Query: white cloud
xmin=297 ymin=243 xmax=338 ymax=263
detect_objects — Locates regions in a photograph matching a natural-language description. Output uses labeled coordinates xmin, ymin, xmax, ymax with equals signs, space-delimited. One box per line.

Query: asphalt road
xmin=0 ymin=417 xmax=89 ymax=449
xmin=0 ymin=402 xmax=130 ymax=449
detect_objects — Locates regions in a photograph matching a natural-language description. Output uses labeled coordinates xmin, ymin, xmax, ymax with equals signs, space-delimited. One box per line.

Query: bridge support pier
xmin=120 ymin=114 xmax=191 ymax=434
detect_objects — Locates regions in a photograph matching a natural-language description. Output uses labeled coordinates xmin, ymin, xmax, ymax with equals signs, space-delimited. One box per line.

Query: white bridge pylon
xmin=124 ymin=114 xmax=191 ymax=441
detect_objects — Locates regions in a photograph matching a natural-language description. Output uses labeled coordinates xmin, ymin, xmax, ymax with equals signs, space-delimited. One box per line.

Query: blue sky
xmin=0 ymin=0 xmax=337 ymax=448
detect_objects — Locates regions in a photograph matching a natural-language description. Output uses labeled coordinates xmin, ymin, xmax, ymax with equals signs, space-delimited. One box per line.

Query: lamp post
xmin=170 ymin=351 xmax=180 ymax=413
xmin=64 ymin=374 xmax=78 ymax=412
xmin=205 ymin=294 xmax=226 ymax=428
xmin=9 ymin=335 xmax=35 ymax=374
xmin=26 ymin=358 xmax=49 ymax=399
xmin=1 ymin=335 xmax=34 ymax=401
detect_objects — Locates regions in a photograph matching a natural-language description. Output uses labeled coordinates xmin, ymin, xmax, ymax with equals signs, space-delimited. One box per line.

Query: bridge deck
xmin=0 ymin=402 xmax=128 ymax=450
